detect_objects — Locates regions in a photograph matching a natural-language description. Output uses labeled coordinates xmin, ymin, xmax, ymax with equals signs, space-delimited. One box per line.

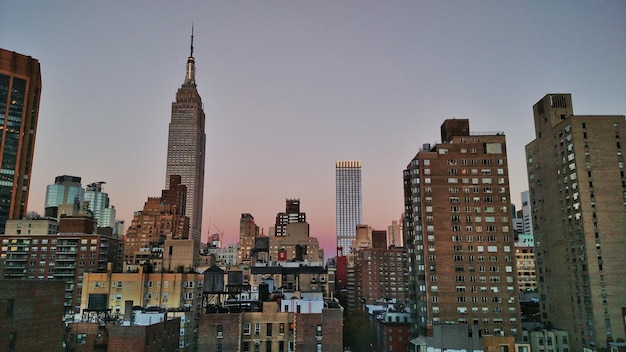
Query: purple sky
xmin=2 ymin=1 xmax=625 ymax=255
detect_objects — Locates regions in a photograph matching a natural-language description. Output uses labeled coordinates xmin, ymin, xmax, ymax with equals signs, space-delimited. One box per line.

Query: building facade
xmin=0 ymin=279 xmax=65 ymax=352
xmin=525 ymin=94 xmax=626 ymax=350
xmin=80 ymin=267 xmax=202 ymax=351
xmin=123 ymin=175 xmax=189 ymax=264
xmin=354 ymin=247 xmax=409 ymax=306
xmin=274 ymin=199 xmax=306 ymax=237
xmin=403 ymin=119 xmax=521 ymax=338
xmin=0 ymin=49 xmax=42 ymax=233
xmin=45 ymin=175 xmax=84 ymax=219
xmin=1 ymin=216 xmax=122 ymax=315
xmin=165 ymin=30 xmax=206 ymax=243
xmin=336 ymin=160 xmax=363 ymax=256
xmin=84 ymin=181 xmax=116 ymax=230
xmin=198 ymin=297 xmax=344 ymax=352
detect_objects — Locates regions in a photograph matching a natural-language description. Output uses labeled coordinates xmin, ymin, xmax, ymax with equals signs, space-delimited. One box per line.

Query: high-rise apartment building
xmin=525 ymin=94 xmax=626 ymax=350
xmin=165 ymin=30 xmax=206 ymax=243
xmin=0 ymin=49 xmax=42 ymax=233
xmin=336 ymin=160 xmax=362 ymax=255
xmin=1 ymin=216 xmax=122 ymax=314
xmin=403 ymin=119 xmax=521 ymax=338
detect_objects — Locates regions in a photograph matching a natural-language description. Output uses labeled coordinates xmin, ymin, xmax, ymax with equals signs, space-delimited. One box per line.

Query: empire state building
xmin=165 ymin=29 xmax=206 ymax=243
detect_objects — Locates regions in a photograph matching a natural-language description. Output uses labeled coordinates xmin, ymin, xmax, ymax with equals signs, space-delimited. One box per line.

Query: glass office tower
xmin=0 ymin=49 xmax=42 ymax=233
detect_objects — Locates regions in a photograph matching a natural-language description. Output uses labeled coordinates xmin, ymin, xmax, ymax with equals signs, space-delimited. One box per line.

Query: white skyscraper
xmin=335 ymin=160 xmax=362 ymax=255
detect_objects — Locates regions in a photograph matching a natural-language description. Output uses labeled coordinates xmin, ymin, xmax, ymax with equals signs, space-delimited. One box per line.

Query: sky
xmin=1 ymin=1 xmax=625 ymax=255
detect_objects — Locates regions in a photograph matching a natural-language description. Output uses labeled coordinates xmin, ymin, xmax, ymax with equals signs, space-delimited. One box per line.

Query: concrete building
xmin=5 ymin=216 xmax=58 ymax=235
xmin=274 ymin=199 xmax=306 ymax=237
xmin=525 ymin=94 xmax=626 ymax=350
xmin=200 ymin=243 xmax=238 ymax=268
xmin=520 ymin=328 xmax=570 ymax=352
xmin=519 ymin=191 xmax=533 ymax=237
xmin=165 ymin=30 xmax=206 ymax=243
xmin=238 ymin=213 xmax=260 ymax=264
xmin=0 ymin=279 xmax=65 ymax=352
xmin=404 ymin=119 xmax=521 ymax=338
xmin=0 ymin=49 xmax=42 ymax=234
xmin=250 ymin=261 xmax=332 ymax=298
xmin=388 ymin=218 xmax=404 ymax=248
xmin=336 ymin=160 xmax=363 ymax=256
xmin=269 ymin=222 xmax=323 ymax=263
xmin=1 ymin=216 xmax=122 ymax=315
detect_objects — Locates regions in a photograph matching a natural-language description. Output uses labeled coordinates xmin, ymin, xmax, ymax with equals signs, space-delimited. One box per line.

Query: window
xmin=267 ymin=323 xmax=273 ymax=337
xmin=6 ymin=299 xmax=14 ymax=318
xmin=243 ymin=341 xmax=250 ymax=352
xmin=76 ymin=333 xmax=87 ymax=344
xmin=243 ymin=323 xmax=251 ymax=335
xmin=217 ymin=324 xmax=223 ymax=338
xmin=316 ymin=324 xmax=322 ymax=337
xmin=8 ymin=331 xmax=17 ymax=351
xmin=255 ymin=323 xmax=261 ymax=335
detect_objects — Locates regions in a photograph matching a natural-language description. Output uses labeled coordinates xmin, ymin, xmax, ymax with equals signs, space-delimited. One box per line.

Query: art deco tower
xmin=526 ymin=94 xmax=626 ymax=350
xmin=336 ymin=160 xmax=362 ymax=255
xmin=0 ymin=49 xmax=42 ymax=234
xmin=165 ymin=29 xmax=206 ymax=243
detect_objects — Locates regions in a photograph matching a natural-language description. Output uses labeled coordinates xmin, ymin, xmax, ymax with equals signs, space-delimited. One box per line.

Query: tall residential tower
xmin=404 ymin=119 xmax=521 ymax=338
xmin=525 ymin=94 xmax=626 ymax=350
xmin=336 ymin=160 xmax=362 ymax=255
xmin=165 ymin=29 xmax=206 ymax=243
xmin=0 ymin=49 xmax=42 ymax=233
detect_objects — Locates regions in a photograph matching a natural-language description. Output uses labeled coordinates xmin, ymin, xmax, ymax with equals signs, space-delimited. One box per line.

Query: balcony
xmin=55 ymin=271 xmax=76 ymax=277
xmin=56 ymin=255 xmax=76 ymax=261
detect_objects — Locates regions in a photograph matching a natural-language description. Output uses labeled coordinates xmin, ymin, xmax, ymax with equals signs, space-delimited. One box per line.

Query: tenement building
xmin=525 ymin=93 xmax=626 ymax=350
xmin=404 ymin=119 xmax=521 ymax=338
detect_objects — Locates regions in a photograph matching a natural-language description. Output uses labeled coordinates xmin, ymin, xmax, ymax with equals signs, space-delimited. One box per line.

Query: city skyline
xmin=1 ymin=2 xmax=625 ymax=253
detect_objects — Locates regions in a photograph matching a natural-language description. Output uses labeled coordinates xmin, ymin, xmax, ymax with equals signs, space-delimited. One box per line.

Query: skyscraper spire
xmin=185 ymin=24 xmax=196 ymax=85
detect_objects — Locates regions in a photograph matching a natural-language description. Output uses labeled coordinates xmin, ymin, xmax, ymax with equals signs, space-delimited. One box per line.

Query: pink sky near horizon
xmin=1 ymin=1 xmax=624 ymax=257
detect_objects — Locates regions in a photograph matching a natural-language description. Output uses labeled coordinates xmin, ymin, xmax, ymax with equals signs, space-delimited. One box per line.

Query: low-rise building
xmin=64 ymin=308 xmax=180 ymax=352
xmin=80 ymin=266 xmax=202 ymax=351
xmin=198 ymin=292 xmax=343 ymax=352
xmin=521 ymin=328 xmax=570 ymax=352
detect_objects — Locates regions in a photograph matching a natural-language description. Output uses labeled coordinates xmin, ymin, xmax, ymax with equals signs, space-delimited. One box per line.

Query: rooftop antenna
xmin=190 ymin=23 xmax=194 ymax=58
xmin=185 ymin=23 xmax=196 ymax=85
